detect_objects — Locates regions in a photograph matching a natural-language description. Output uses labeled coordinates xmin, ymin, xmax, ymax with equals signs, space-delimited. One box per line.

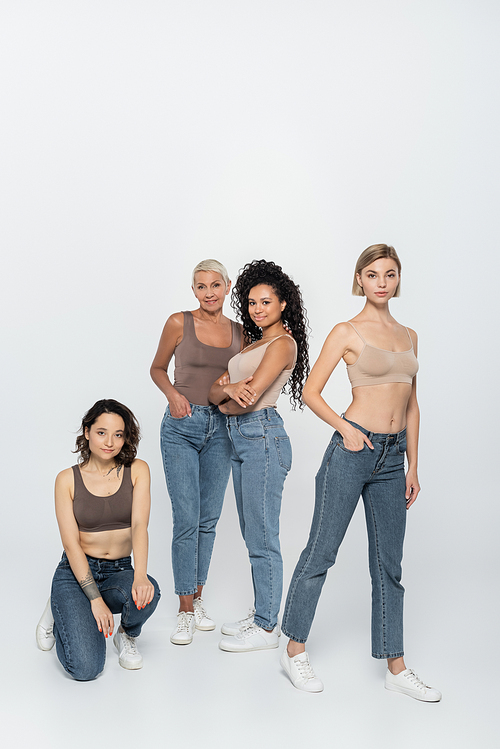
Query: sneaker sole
xmin=195 ymin=623 xmax=216 ymax=631
xmin=385 ymin=683 xmax=441 ymax=702
xmin=219 ymin=640 xmax=279 ymax=652
xmin=170 ymin=635 xmax=194 ymax=644
xmin=118 ymin=657 xmax=143 ymax=670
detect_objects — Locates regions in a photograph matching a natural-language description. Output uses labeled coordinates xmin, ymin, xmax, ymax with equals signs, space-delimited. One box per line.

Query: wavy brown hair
xmin=231 ymin=260 xmax=310 ymax=410
xmin=74 ymin=399 xmax=141 ymax=466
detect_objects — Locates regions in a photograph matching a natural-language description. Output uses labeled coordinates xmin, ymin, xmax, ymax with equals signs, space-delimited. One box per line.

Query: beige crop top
xmin=72 ymin=465 xmax=133 ymax=533
xmin=173 ymin=311 xmax=242 ymax=406
xmin=346 ymin=322 xmax=418 ymax=388
xmin=227 ymin=334 xmax=297 ymax=411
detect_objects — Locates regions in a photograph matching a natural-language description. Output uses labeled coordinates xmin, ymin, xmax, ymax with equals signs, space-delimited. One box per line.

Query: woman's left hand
xmin=132 ymin=575 xmax=155 ymax=609
xmin=405 ymin=469 xmax=420 ymax=509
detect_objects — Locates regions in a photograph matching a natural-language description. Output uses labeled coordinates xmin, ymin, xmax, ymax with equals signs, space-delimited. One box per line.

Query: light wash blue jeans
xmin=227 ymin=408 xmax=292 ymax=630
xmin=282 ymin=418 xmax=407 ymax=658
xmin=161 ymin=404 xmax=233 ymax=595
xmin=51 ymin=553 xmax=160 ymax=681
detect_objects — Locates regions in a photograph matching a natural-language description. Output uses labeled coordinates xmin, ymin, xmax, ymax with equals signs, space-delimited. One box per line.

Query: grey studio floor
xmin=8 ymin=487 xmax=498 ymax=749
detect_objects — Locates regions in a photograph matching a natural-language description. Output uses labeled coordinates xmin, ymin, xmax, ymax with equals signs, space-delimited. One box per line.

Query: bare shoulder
xmin=131 ymin=459 xmax=150 ymax=483
xmin=325 ymin=321 xmax=356 ymax=346
xmin=166 ymin=312 xmax=184 ymax=329
xmin=55 ymin=467 xmax=74 ymax=498
xmin=405 ymin=326 xmax=418 ymax=346
xmin=55 ymin=466 xmax=74 ymax=486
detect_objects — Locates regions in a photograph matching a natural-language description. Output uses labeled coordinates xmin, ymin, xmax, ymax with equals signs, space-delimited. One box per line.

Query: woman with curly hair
xmin=35 ymin=399 xmax=160 ymax=680
xmin=209 ymin=259 xmax=309 ymax=652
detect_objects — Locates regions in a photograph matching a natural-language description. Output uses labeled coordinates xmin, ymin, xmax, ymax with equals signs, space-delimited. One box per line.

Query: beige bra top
xmin=346 ymin=322 xmax=418 ymax=388
xmin=228 ymin=334 xmax=297 ymax=411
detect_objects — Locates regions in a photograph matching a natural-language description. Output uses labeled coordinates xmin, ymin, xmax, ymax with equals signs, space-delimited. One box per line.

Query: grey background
xmin=2 ymin=1 xmax=498 ymax=747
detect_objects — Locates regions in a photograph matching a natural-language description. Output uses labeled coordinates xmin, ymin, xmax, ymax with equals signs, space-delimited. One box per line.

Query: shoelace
xmin=237 ymin=622 xmax=261 ymax=639
xmin=121 ymin=633 xmax=139 ymax=655
xmin=294 ymin=655 xmax=317 ymax=681
xmin=193 ymin=599 xmax=208 ymax=618
xmin=404 ymin=670 xmax=430 ymax=690
xmin=176 ymin=612 xmax=194 ymax=633
xmin=237 ymin=608 xmax=255 ymax=627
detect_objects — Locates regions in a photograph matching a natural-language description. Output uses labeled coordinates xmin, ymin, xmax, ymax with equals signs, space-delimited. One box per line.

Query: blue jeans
xmin=227 ymin=408 xmax=292 ymax=630
xmin=282 ymin=418 xmax=407 ymax=658
xmin=160 ymin=404 xmax=233 ymax=595
xmin=51 ymin=553 xmax=160 ymax=681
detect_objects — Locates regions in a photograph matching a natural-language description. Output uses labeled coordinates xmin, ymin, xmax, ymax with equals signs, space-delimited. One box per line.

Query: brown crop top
xmin=72 ymin=465 xmax=133 ymax=533
xmin=173 ymin=311 xmax=242 ymax=406
xmin=346 ymin=322 xmax=419 ymax=388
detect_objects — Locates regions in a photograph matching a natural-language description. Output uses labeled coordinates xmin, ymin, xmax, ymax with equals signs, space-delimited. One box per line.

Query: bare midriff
xmin=344 ymin=382 xmax=412 ymax=434
xmin=79 ymin=527 xmax=133 ymax=560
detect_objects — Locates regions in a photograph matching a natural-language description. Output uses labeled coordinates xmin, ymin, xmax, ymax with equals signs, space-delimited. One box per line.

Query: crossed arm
xmin=209 ymin=337 xmax=296 ymax=415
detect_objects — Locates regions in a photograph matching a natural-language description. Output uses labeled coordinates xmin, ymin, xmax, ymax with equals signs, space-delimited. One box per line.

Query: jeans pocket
xmin=337 ymin=436 xmax=365 ymax=455
xmin=397 ymin=437 xmax=407 ymax=454
xmin=275 ymin=436 xmax=292 ymax=470
xmin=237 ymin=419 xmax=265 ymax=440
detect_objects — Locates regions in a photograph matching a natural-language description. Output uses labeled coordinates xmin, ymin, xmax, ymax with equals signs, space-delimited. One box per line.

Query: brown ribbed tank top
xmin=72 ymin=465 xmax=133 ymax=533
xmin=173 ymin=311 xmax=242 ymax=406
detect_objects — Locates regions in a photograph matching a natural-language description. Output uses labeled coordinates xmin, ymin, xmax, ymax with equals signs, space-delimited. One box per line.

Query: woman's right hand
xmin=91 ymin=597 xmax=115 ymax=638
xmin=341 ymin=424 xmax=374 ymax=451
xmin=223 ymin=377 xmax=257 ymax=407
xmin=168 ymin=391 xmax=192 ymax=418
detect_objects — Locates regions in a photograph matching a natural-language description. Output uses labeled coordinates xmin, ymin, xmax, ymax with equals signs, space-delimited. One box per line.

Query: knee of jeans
xmin=69 ymin=655 xmax=104 ymax=682
xmin=148 ymin=577 xmax=161 ymax=605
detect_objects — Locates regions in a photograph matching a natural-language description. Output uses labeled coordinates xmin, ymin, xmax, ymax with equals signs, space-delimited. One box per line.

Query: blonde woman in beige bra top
xmin=280 ymin=244 xmax=441 ymax=702
xmin=209 ymin=259 xmax=310 ymax=653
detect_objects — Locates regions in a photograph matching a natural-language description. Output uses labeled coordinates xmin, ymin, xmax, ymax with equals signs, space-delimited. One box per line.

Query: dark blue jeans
xmin=282 ymin=419 xmax=407 ymax=658
xmin=51 ymin=553 xmax=160 ymax=680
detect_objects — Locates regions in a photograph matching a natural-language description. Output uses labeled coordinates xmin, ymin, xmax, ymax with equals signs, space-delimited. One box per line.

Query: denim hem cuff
xmin=254 ymin=616 xmax=277 ymax=630
xmin=174 ymin=589 xmax=198 ymax=596
xmin=372 ymin=651 xmax=404 ymax=659
xmin=123 ymin=629 xmax=142 ymax=638
xmin=280 ymin=627 xmax=307 ymax=644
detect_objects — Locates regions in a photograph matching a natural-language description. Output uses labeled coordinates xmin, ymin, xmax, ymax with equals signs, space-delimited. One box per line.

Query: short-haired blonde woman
xmin=151 ymin=260 xmax=242 ymax=645
xmin=280 ymin=245 xmax=441 ymax=702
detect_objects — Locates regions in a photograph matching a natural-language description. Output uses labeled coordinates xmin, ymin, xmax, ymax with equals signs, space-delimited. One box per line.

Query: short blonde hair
xmin=352 ymin=244 xmax=402 ymax=297
xmin=192 ymin=259 xmax=229 ymax=286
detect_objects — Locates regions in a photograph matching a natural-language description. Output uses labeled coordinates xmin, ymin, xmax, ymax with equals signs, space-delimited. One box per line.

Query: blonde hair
xmin=192 ymin=259 xmax=229 ymax=287
xmin=352 ymin=244 xmax=402 ymax=297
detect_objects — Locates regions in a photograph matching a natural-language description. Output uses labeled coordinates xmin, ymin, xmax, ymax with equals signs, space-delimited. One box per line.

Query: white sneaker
xmin=193 ymin=597 xmax=215 ymax=631
xmin=113 ymin=629 xmax=143 ymax=670
xmin=36 ymin=598 xmax=55 ymax=651
xmin=385 ymin=668 xmax=442 ymax=702
xmin=280 ymin=649 xmax=324 ymax=692
xmin=170 ymin=612 xmax=196 ymax=645
xmin=221 ymin=607 xmax=255 ymax=636
xmin=219 ymin=622 xmax=279 ymax=652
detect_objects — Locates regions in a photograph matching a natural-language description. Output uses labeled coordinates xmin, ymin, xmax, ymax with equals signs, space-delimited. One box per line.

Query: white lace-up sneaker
xmin=170 ymin=611 xmax=196 ymax=645
xmin=113 ymin=629 xmax=143 ymax=670
xmin=193 ymin=597 xmax=216 ymax=631
xmin=36 ymin=598 xmax=55 ymax=651
xmin=219 ymin=622 xmax=279 ymax=652
xmin=385 ymin=668 xmax=442 ymax=702
xmin=221 ymin=607 xmax=256 ymax=636
xmin=280 ymin=649 xmax=324 ymax=692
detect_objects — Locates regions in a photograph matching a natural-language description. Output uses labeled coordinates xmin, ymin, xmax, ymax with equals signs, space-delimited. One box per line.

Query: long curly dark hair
xmin=74 ymin=399 xmax=141 ymax=466
xmin=231 ymin=260 xmax=310 ymax=410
